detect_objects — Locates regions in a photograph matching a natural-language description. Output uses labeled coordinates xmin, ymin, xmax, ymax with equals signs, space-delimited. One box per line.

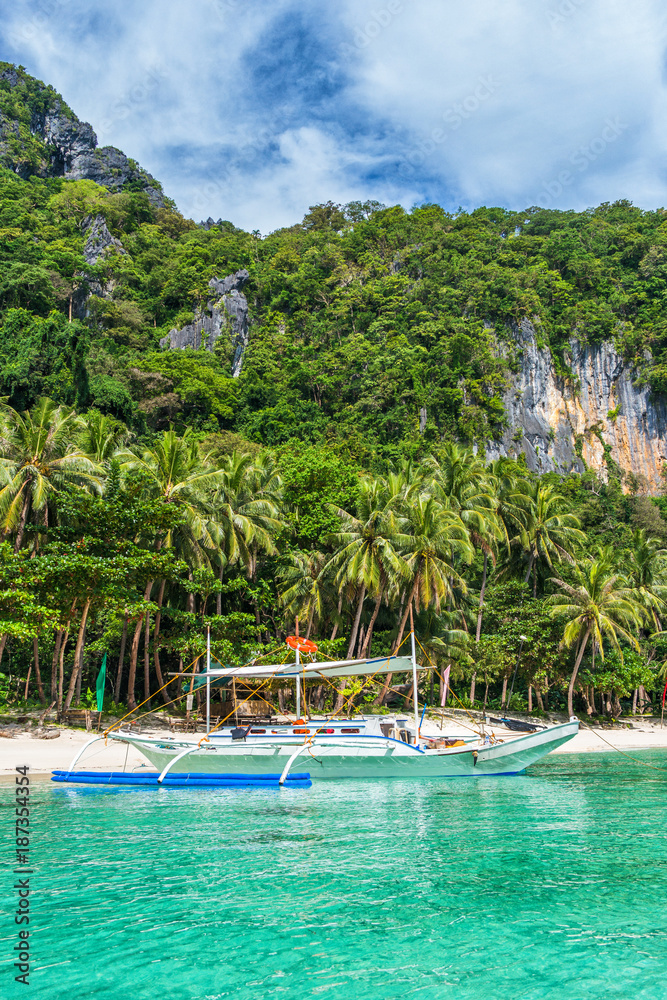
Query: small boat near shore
xmin=104 ymin=715 xmax=578 ymax=781
xmin=61 ymin=634 xmax=579 ymax=786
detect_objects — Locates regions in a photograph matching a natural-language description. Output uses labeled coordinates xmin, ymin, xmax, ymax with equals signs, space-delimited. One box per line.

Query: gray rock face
xmin=160 ymin=270 xmax=251 ymax=376
xmin=81 ymin=214 xmax=127 ymax=266
xmin=0 ymin=64 xmax=166 ymax=206
xmin=199 ymin=218 xmax=224 ymax=230
xmin=485 ymin=320 xmax=667 ymax=489
xmin=71 ymin=215 xmax=127 ymax=318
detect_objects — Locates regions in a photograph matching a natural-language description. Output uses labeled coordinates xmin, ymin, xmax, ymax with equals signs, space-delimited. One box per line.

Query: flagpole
xmin=409 ymin=605 xmax=419 ymax=743
xmin=439 ymin=663 xmax=450 ymax=731
xmin=295 ymin=617 xmax=301 ymax=719
xmin=206 ymin=627 xmax=211 ymax=736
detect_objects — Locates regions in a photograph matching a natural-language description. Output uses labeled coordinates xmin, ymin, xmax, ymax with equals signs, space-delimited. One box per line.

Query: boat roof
xmin=203 ymin=654 xmax=414 ymax=681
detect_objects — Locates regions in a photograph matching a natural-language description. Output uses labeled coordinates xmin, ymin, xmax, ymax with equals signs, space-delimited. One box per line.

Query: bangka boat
xmin=64 ymin=633 xmax=579 ymax=785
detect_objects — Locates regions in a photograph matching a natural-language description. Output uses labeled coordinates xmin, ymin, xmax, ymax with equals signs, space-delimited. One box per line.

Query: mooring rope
xmin=579 ymin=722 xmax=667 ymax=772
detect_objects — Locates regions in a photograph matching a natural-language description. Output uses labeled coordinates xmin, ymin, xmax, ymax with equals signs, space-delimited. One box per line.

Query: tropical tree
xmin=392 ymin=495 xmax=473 ymax=650
xmin=210 ymin=452 xmax=283 ymax=580
xmin=119 ymin=428 xmax=223 ymax=707
xmin=624 ymin=528 xmax=667 ymax=630
xmin=0 ymin=397 xmax=100 ymax=551
xmin=428 ymin=444 xmax=504 ymax=702
xmin=327 ymin=476 xmax=408 ymax=660
xmin=512 ymin=483 xmax=585 ymax=596
xmin=278 ymin=550 xmax=328 ymax=639
xmin=121 ymin=428 xmax=222 ymax=565
xmin=78 ymin=409 xmax=128 ymax=464
xmin=548 ymin=559 xmax=644 ymax=717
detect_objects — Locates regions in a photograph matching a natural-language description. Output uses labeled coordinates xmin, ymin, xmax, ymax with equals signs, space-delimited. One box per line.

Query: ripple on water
xmin=2 ymin=753 xmax=667 ymax=999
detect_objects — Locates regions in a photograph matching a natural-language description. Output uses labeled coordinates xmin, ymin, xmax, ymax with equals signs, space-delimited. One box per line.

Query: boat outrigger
xmin=57 ymin=632 xmax=579 ymax=787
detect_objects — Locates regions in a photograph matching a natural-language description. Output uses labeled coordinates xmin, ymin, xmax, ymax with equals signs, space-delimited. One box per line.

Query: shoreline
xmin=1 ymin=718 xmax=666 ymax=776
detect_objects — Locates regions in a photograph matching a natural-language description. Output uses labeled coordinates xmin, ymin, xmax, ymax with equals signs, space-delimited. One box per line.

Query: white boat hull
xmin=108 ymin=720 xmax=579 ymax=780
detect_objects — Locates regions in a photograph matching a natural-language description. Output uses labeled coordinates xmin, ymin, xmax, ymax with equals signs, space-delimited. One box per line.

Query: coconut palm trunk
xmin=305 ymin=604 xmax=316 ymax=641
xmin=63 ymin=599 xmax=92 ymax=714
xmin=567 ymin=626 xmax=591 ymax=718
xmin=360 ymin=588 xmax=383 ymax=658
xmin=114 ymin=617 xmax=128 ymax=703
xmin=51 ymin=629 xmax=64 ymax=702
xmin=143 ymin=610 xmax=151 ymax=704
xmin=346 ymin=584 xmax=366 ymax=659
xmin=126 ymin=581 xmax=153 ymax=709
xmin=336 ymin=585 xmax=367 ymax=710
xmin=32 ymin=637 xmax=45 ymax=705
xmin=330 ymin=596 xmax=343 ymax=640
xmin=152 ymin=581 xmax=169 ymax=705
xmin=470 ymin=552 xmax=489 ymax=704
xmin=376 ymin=572 xmax=421 ymax=707
xmin=57 ymin=626 xmax=70 ymax=716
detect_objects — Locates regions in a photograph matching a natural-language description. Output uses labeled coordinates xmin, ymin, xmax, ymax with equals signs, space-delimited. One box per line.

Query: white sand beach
xmin=1 ymin=716 xmax=667 ymax=777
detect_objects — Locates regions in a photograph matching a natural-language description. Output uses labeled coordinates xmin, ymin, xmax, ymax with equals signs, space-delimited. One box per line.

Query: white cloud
xmin=341 ymin=0 xmax=667 ymax=209
xmin=1 ymin=0 xmax=667 ymax=227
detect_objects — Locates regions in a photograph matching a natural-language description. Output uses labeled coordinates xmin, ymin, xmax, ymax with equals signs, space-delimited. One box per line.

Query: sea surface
xmin=2 ymin=751 xmax=667 ymax=999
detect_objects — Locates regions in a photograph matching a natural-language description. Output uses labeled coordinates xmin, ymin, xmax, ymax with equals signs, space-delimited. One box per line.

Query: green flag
xmin=96 ymin=653 xmax=107 ymax=712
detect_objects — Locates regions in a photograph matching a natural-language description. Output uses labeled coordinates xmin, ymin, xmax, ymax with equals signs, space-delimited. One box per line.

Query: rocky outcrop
xmin=71 ymin=215 xmax=127 ymax=319
xmin=81 ymin=214 xmax=127 ymax=266
xmin=0 ymin=63 xmax=166 ymax=206
xmin=485 ymin=320 xmax=667 ymax=489
xmin=160 ymin=270 xmax=251 ymax=376
xmin=199 ymin=217 xmax=225 ymax=230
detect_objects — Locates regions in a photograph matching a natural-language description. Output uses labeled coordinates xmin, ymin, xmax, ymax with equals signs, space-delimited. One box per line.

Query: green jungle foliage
xmin=1 ymin=80 xmax=667 ymax=720
xmin=2 ymin=161 xmax=667 ymax=461
xmin=0 ymin=399 xmax=663 ymax=723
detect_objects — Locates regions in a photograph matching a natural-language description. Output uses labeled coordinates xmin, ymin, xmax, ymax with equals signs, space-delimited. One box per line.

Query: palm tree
xmin=119 ymin=428 xmax=223 ymax=707
xmin=512 ymin=483 xmax=585 ymax=597
xmin=428 ymin=444 xmax=503 ymax=702
xmin=279 ymin=550 xmax=328 ymax=639
xmin=393 ymin=495 xmax=473 ymax=649
xmin=121 ymin=428 xmax=222 ymax=565
xmin=78 ymin=409 xmax=128 ymax=465
xmin=0 ymin=397 xmax=100 ymax=551
xmin=548 ymin=559 xmax=643 ymax=717
xmin=624 ymin=529 xmax=667 ymax=712
xmin=327 ymin=476 xmax=408 ymax=660
xmin=210 ymin=451 xmax=283 ymax=597
xmin=624 ymin=528 xmax=667 ymax=630
xmin=0 ymin=398 xmax=101 ymax=673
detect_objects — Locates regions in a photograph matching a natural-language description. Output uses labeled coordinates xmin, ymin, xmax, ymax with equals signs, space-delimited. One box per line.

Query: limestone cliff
xmin=72 ymin=214 xmax=127 ymax=319
xmin=160 ymin=270 xmax=251 ymax=376
xmin=485 ymin=321 xmax=667 ymax=489
xmin=0 ymin=63 xmax=166 ymax=206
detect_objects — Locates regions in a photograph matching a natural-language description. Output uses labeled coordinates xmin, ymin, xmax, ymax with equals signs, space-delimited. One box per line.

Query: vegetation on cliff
xmin=3 ymin=157 xmax=667 ymax=460
xmin=2 ymin=67 xmax=667 ymax=720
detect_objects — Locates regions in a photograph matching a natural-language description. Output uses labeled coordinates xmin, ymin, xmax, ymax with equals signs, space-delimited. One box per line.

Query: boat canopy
xmin=200 ymin=654 xmax=414 ymax=682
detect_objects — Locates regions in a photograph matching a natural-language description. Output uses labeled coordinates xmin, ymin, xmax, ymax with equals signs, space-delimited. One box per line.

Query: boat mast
xmin=206 ymin=627 xmax=211 ymax=735
xmin=295 ymin=617 xmax=301 ymax=719
xmin=409 ymin=605 xmax=419 ymax=743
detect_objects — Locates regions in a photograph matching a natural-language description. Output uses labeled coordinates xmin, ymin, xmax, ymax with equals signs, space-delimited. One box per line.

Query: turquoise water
xmin=2 ymin=753 xmax=667 ymax=999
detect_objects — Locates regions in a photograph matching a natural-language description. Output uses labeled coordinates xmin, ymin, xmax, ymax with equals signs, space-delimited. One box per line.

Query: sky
xmin=1 ymin=0 xmax=667 ymax=232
